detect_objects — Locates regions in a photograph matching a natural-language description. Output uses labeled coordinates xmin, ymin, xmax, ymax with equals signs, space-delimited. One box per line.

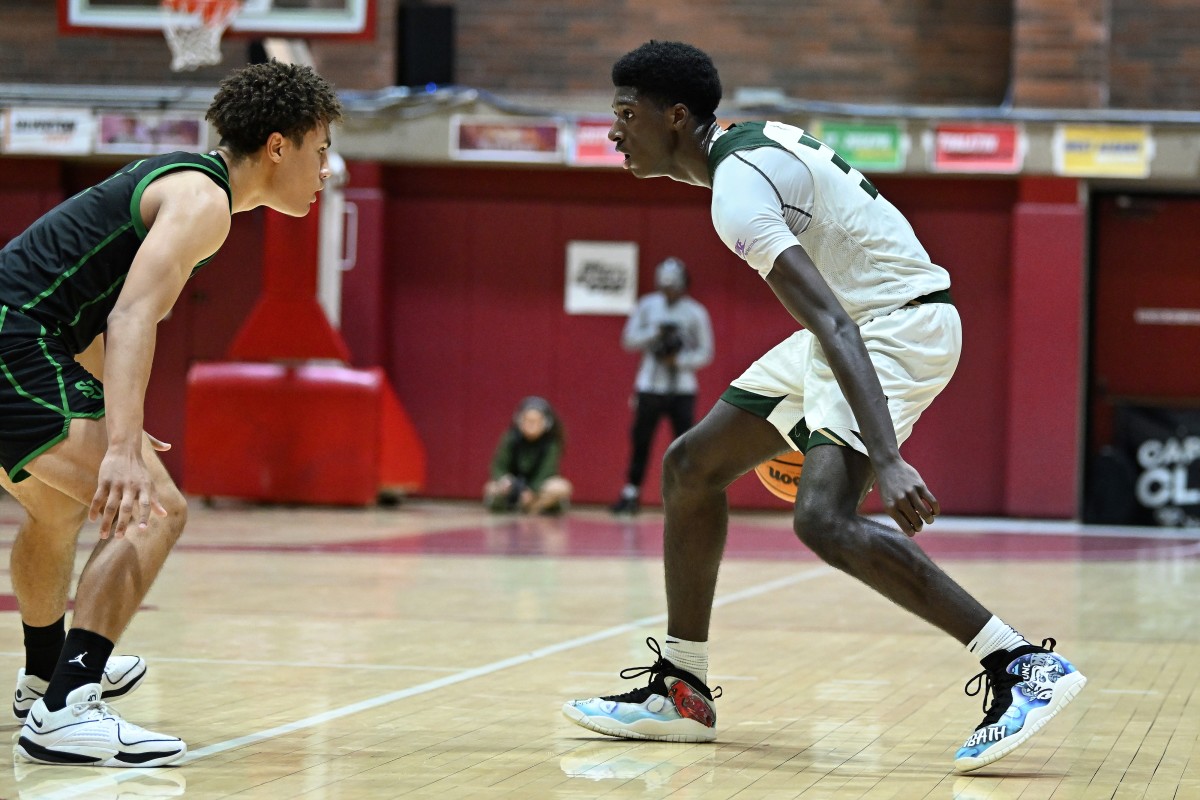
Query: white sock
xmin=662 ymin=636 xmax=708 ymax=685
xmin=621 ymin=484 xmax=639 ymax=500
xmin=967 ymin=615 xmax=1030 ymax=661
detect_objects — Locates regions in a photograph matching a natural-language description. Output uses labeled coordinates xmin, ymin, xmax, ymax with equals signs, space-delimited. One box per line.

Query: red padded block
xmin=184 ymin=362 xmax=426 ymax=505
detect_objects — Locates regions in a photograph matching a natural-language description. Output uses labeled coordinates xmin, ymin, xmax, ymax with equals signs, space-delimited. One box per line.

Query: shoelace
xmin=606 ymin=637 xmax=722 ymax=703
xmin=963 ymin=637 xmax=1056 ymax=722
xmin=70 ymin=698 xmax=117 ymax=721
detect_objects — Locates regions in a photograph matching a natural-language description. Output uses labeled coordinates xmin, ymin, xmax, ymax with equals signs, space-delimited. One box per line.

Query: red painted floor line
xmin=172 ymin=516 xmax=1200 ymax=562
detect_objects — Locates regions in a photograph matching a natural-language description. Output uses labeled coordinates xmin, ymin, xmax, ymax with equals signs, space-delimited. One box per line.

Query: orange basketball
xmin=754 ymin=450 xmax=805 ymax=502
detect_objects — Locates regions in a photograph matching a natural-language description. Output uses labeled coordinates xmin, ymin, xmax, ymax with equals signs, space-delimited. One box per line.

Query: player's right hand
xmin=90 ymin=446 xmax=168 ymax=539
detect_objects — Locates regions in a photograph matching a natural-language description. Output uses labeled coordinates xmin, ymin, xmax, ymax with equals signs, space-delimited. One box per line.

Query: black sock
xmin=42 ymin=628 xmax=113 ymax=712
xmin=22 ymin=616 xmax=65 ymax=682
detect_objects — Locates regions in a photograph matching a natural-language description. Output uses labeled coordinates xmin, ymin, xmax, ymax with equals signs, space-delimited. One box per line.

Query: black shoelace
xmin=963 ymin=637 xmax=1056 ymax=726
xmin=602 ymin=637 xmax=722 ymax=703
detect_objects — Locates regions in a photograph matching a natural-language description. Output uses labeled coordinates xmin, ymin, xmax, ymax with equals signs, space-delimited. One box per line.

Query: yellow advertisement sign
xmin=1053 ymin=125 xmax=1154 ymax=178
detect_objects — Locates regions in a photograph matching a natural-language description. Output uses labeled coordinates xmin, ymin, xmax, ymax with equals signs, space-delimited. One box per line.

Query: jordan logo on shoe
xmin=68 ymin=652 xmax=88 ymax=668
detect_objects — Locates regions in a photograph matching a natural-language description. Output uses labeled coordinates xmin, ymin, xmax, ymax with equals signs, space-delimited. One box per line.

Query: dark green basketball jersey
xmin=0 ymin=151 xmax=232 ymax=354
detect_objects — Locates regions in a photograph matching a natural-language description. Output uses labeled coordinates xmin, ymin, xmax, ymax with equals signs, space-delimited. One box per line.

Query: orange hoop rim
xmin=161 ymin=0 xmax=242 ymax=26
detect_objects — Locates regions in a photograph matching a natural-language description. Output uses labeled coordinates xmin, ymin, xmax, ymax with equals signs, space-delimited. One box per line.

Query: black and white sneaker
xmin=15 ymin=683 xmax=186 ymax=767
xmin=13 ymin=655 xmax=147 ymax=721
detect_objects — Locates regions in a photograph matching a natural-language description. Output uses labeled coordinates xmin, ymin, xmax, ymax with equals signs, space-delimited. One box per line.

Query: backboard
xmin=58 ymin=0 xmax=374 ymax=38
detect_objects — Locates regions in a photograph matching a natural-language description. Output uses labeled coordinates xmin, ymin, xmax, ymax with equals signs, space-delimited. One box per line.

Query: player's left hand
xmin=876 ymin=458 xmax=939 ymax=535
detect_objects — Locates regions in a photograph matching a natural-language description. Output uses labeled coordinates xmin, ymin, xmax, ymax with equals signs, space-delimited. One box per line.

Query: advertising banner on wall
xmin=928 ymin=123 xmax=1025 ymax=173
xmin=94 ymin=112 xmax=206 ymax=155
xmin=1 ymin=107 xmax=94 ymax=155
xmin=1091 ymin=405 xmax=1200 ymax=528
xmin=564 ymin=240 xmax=638 ymax=315
xmin=450 ymin=116 xmax=563 ymax=163
xmin=569 ymin=118 xmax=623 ymax=167
xmin=1053 ymin=125 xmax=1154 ymax=178
xmin=809 ymin=120 xmax=906 ymax=172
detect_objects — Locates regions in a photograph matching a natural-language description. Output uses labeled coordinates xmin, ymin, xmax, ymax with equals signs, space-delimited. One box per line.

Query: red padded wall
xmin=382 ymin=167 xmax=1020 ymax=513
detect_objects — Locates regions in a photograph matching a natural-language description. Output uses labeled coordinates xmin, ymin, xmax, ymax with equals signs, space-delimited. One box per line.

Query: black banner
xmin=1088 ymin=405 xmax=1200 ymax=527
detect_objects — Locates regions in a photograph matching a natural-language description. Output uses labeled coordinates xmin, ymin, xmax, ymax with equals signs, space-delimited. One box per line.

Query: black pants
xmin=625 ymin=392 xmax=697 ymax=488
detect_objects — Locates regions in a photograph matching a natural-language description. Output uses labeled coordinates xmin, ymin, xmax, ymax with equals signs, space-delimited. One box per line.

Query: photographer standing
xmin=611 ymin=258 xmax=714 ymax=515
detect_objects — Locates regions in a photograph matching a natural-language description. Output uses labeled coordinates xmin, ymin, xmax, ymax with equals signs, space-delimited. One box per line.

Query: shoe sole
xmin=12 ymin=658 xmax=148 ymax=721
xmin=561 ymin=702 xmax=717 ymax=743
xmin=14 ymin=738 xmax=186 ymax=768
xmin=954 ymin=671 xmax=1088 ymax=773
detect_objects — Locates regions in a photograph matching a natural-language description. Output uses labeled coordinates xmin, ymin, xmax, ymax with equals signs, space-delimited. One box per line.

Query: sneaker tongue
xmin=64 ymin=683 xmax=104 ymax=705
xmin=981 ymin=643 xmax=1045 ymax=673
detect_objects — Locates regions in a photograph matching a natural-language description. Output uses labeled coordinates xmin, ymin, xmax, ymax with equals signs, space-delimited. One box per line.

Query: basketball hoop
xmin=161 ymin=0 xmax=242 ymax=72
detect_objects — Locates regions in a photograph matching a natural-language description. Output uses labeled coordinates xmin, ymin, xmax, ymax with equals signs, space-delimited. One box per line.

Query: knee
xmin=541 ymin=476 xmax=572 ymax=499
xmin=157 ymin=488 xmax=188 ymax=541
xmin=25 ymin=503 xmax=89 ymax=537
xmin=793 ymin=497 xmax=854 ymax=568
xmin=661 ymin=434 xmax=725 ymax=498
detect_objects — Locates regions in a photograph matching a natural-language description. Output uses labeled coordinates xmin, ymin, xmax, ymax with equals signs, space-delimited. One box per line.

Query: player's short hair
xmin=206 ymin=60 xmax=343 ymax=158
xmin=611 ymin=41 xmax=722 ymax=121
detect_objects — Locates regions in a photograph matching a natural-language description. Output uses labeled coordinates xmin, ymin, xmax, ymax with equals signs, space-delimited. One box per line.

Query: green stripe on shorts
xmin=808 ymin=427 xmax=866 ymax=452
xmin=721 ymin=386 xmax=812 ymax=450
xmin=721 ymin=386 xmax=784 ymax=417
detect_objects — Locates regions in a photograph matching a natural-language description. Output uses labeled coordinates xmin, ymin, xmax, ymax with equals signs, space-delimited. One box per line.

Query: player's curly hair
xmin=612 ymin=41 xmax=722 ymax=121
xmin=205 ymin=60 xmax=343 ymax=159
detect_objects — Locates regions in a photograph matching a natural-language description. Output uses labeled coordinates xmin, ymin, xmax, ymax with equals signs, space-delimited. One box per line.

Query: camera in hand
xmin=504 ymin=477 xmax=529 ymax=510
xmin=651 ymin=323 xmax=684 ymax=359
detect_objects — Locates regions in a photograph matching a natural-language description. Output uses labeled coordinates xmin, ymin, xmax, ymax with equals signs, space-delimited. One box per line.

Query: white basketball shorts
xmin=721 ymin=301 xmax=962 ymax=455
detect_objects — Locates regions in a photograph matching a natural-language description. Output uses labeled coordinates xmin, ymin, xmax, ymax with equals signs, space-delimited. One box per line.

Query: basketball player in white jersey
xmin=563 ymin=40 xmax=1086 ymax=773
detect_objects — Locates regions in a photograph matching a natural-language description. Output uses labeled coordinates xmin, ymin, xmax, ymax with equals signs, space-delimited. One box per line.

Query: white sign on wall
xmin=1 ymin=107 xmax=95 ymax=155
xmin=564 ymin=240 xmax=638 ymax=315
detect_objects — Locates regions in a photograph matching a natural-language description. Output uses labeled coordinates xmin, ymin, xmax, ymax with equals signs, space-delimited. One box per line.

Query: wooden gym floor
xmin=0 ymin=497 xmax=1196 ymax=799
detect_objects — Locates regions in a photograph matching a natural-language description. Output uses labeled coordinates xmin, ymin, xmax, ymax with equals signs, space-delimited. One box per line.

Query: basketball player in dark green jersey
xmin=0 ymin=60 xmax=341 ymax=767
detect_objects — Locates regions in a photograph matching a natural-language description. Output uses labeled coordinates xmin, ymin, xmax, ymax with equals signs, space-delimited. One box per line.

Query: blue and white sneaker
xmin=562 ymin=638 xmax=720 ymax=743
xmin=954 ymin=638 xmax=1087 ymax=772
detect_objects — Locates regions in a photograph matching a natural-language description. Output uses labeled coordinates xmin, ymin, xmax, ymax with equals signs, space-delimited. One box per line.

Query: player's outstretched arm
xmin=93 ymin=174 xmax=231 ymax=539
xmin=763 ymin=244 xmax=938 ymax=534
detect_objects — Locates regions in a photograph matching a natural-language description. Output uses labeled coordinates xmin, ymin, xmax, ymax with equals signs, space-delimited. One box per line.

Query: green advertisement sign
xmin=809 ymin=120 xmax=906 ymax=172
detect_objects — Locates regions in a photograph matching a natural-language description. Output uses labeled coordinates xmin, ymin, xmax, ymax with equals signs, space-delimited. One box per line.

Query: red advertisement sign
xmin=571 ymin=118 xmax=623 ymax=167
xmin=451 ymin=117 xmax=562 ymax=163
xmin=931 ymin=123 xmax=1023 ymax=173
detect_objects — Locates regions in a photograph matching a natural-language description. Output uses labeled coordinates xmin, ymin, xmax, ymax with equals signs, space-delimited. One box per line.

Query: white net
xmin=161 ymin=0 xmax=242 ymax=72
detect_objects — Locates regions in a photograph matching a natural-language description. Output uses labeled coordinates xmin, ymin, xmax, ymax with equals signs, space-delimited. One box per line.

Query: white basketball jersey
xmin=708 ymin=121 xmax=950 ymax=322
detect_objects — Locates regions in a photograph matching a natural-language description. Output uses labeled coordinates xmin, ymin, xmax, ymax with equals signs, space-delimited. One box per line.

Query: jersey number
xmin=798 ymin=133 xmax=879 ymax=199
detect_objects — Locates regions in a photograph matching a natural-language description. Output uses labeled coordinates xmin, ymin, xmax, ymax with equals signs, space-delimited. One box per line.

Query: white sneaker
xmin=14 ymin=683 xmax=186 ymax=767
xmin=13 ymin=655 xmax=148 ymax=721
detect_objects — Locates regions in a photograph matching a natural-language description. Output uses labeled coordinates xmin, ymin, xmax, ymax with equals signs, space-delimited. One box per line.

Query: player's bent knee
xmin=26 ymin=504 xmax=90 ymax=536
xmin=793 ymin=500 xmax=854 ymax=565
xmin=158 ymin=489 xmax=188 ymax=539
xmin=662 ymin=435 xmax=730 ymax=495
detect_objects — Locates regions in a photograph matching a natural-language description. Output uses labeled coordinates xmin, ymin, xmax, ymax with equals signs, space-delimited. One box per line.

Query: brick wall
xmin=450 ymin=0 xmax=1013 ymax=104
xmin=1 ymin=0 xmax=1198 ymax=110
xmin=1011 ymin=0 xmax=1109 ymax=107
xmin=1110 ymin=0 xmax=1200 ymax=109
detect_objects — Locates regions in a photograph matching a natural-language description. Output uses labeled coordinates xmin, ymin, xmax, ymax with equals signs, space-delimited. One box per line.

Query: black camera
xmin=651 ymin=323 xmax=684 ymax=359
xmin=504 ymin=477 xmax=529 ymax=510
